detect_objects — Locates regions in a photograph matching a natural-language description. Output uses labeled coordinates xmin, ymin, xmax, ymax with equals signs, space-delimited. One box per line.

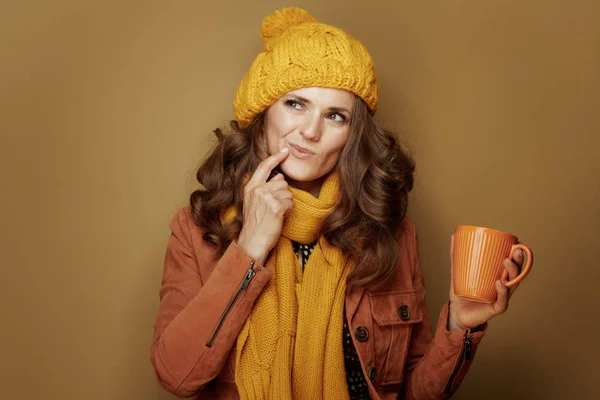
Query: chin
xmin=280 ymin=160 xmax=321 ymax=183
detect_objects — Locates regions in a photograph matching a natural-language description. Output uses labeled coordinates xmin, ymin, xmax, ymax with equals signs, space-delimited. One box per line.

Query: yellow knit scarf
xmin=225 ymin=172 xmax=352 ymax=400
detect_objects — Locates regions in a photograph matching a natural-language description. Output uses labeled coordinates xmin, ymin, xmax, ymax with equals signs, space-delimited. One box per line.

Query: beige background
xmin=1 ymin=0 xmax=599 ymax=399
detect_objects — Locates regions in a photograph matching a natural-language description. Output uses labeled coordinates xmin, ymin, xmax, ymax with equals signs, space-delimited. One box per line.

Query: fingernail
xmin=280 ymin=147 xmax=289 ymax=153
xmin=496 ymin=280 xmax=502 ymax=288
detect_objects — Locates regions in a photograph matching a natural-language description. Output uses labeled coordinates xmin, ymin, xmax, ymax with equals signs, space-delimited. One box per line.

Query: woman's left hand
xmin=447 ymin=235 xmax=525 ymax=331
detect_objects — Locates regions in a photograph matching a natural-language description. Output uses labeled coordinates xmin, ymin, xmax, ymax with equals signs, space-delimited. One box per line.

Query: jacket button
xmin=398 ymin=305 xmax=411 ymax=321
xmin=368 ymin=366 xmax=377 ymax=383
xmin=354 ymin=326 xmax=369 ymax=342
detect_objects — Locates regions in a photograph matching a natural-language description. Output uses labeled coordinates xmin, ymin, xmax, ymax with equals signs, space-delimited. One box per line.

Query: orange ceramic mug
xmin=452 ymin=225 xmax=534 ymax=303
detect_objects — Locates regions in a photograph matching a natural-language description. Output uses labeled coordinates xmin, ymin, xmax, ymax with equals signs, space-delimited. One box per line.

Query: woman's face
xmin=265 ymin=87 xmax=355 ymax=196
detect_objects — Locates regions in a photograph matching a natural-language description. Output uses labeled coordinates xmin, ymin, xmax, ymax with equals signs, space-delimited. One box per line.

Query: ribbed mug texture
xmin=453 ymin=226 xmax=529 ymax=303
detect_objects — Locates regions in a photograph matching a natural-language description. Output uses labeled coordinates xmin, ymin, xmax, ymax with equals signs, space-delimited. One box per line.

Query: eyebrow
xmin=288 ymin=95 xmax=352 ymax=115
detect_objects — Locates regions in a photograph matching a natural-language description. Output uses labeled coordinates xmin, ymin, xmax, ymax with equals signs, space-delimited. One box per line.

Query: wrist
xmin=447 ymin=301 xmax=485 ymax=332
xmin=237 ymin=236 xmax=267 ymax=266
xmin=447 ymin=317 xmax=467 ymax=332
xmin=447 ymin=301 xmax=469 ymax=332
xmin=447 ymin=316 xmax=467 ymax=332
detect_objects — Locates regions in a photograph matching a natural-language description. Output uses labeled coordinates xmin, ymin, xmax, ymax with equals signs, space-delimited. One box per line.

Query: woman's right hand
xmin=237 ymin=148 xmax=292 ymax=265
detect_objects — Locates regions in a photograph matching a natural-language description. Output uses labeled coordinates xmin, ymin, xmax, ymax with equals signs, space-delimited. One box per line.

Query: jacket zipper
xmin=443 ymin=332 xmax=474 ymax=394
xmin=206 ymin=260 xmax=257 ymax=348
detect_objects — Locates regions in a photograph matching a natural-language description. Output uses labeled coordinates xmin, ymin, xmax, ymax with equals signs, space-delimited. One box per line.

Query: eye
xmin=327 ymin=113 xmax=347 ymax=123
xmin=285 ymin=99 xmax=303 ymax=110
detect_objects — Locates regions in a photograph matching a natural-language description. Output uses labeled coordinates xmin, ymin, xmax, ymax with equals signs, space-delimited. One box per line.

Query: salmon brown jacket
xmin=150 ymin=206 xmax=487 ymax=399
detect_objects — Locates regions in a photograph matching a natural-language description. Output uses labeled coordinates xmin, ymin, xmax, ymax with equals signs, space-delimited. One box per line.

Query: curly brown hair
xmin=190 ymin=97 xmax=415 ymax=288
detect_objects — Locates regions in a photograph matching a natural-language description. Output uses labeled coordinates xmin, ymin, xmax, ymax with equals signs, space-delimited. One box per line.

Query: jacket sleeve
xmin=400 ymin=222 xmax=487 ymax=399
xmin=150 ymin=208 xmax=272 ymax=398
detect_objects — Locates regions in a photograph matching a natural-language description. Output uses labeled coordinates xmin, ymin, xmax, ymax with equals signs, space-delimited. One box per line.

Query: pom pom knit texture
xmin=234 ymin=7 xmax=379 ymax=128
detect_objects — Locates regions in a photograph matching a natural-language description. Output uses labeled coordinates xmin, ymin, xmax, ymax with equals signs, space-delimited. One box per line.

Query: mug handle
xmin=501 ymin=244 xmax=534 ymax=287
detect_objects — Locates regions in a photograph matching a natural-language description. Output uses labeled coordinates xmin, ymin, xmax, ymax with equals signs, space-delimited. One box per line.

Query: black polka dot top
xmin=292 ymin=240 xmax=372 ymax=400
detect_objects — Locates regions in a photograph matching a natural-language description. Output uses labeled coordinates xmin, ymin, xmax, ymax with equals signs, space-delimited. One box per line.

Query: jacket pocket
xmin=369 ymin=290 xmax=423 ymax=385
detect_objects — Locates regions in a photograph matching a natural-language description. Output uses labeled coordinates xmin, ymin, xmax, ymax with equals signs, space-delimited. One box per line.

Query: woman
xmin=151 ymin=7 xmax=524 ymax=400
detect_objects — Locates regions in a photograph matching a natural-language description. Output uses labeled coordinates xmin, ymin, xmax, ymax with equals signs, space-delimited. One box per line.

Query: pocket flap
xmin=369 ymin=290 xmax=423 ymax=326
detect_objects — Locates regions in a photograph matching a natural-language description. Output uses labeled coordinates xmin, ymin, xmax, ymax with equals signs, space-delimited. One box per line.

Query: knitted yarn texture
xmin=233 ymin=7 xmax=378 ymax=128
xmin=226 ymin=172 xmax=352 ymax=400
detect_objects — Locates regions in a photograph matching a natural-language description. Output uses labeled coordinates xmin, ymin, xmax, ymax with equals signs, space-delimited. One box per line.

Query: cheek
xmin=265 ymin=129 xmax=279 ymax=154
xmin=265 ymin=110 xmax=295 ymax=154
xmin=321 ymin=131 xmax=350 ymax=162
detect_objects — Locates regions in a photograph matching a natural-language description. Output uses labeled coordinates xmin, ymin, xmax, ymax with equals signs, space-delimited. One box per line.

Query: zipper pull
xmin=240 ymin=261 xmax=256 ymax=290
xmin=443 ymin=332 xmax=474 ymax=394
xmin=463 ymin=334 xmax=474 ymax=363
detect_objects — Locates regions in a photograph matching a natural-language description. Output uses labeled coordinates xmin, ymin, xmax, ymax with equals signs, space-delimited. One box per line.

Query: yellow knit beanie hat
xmin=233 ymin=7 xmax=379 ymax=128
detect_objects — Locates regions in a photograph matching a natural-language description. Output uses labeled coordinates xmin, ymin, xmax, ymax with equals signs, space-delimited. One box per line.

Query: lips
xmin=289 ymin=143 xmax=316 ymax=155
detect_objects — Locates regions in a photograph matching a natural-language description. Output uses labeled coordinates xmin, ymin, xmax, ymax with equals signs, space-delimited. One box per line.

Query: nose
xmin=300 ymin=114 xmax=322 ymax=141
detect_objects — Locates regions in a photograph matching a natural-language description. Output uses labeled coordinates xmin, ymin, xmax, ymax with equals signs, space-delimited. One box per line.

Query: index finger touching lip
xmin=249 ymin=147 xmax=289 ymax=183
